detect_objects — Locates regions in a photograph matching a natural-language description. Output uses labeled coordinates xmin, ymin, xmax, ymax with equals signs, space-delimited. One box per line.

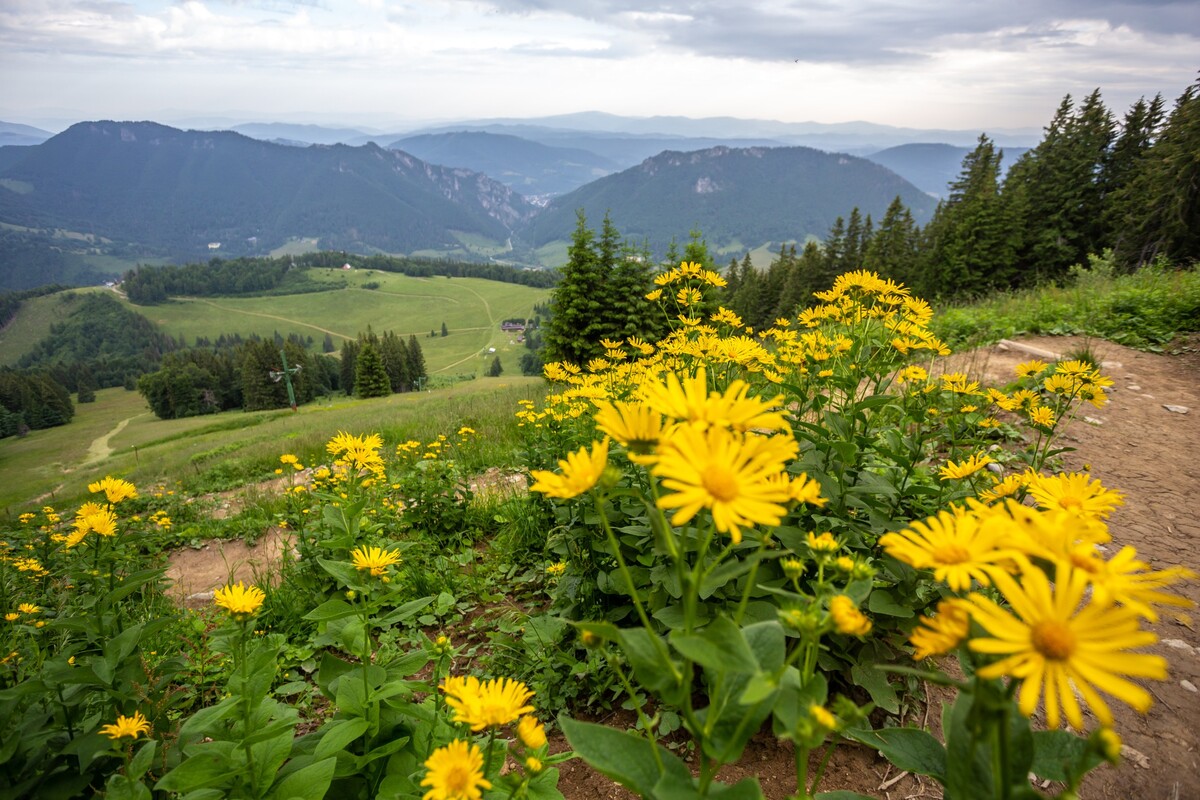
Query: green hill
xmin=866 ymin=142 xmax=1029 ymax=198
xmin=0 ymin=121 xmax=534 ymax=272
xmin=517 ymin=145 xmax=937 ymax=260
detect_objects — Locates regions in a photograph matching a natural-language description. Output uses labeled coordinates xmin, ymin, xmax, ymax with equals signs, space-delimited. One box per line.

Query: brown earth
xmin=166 ymin=335 xmax=1200 ymax=799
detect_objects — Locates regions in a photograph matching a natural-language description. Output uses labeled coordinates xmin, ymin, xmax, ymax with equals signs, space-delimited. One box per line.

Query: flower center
xmin=932 ymin=543 xmax=972 ymax=564
xmin=444 ymin=765 xmax=470 ymax=793
xmin=1030 ymin=620 xmax=1076 ymax=661
xmin=1059 ymin=496 xmax=1084 ymax=511
xmin=702 ymin=465 xmax=740 ymax=502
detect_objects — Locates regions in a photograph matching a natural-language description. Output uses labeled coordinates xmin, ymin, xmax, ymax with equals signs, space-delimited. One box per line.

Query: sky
xmin=0 ymin=0 xmax=1196 ymax=134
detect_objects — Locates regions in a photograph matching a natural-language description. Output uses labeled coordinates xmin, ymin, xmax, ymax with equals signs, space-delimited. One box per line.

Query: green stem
xmin=483 ymin=727 xmax=499 ymax=778
xmin=795 ymin=743 xmax=811 ymax=800
xmin=809 ymin=739 xmax=837 ymax=796
xmin=237 ymin=620 xmax=258 ymax=795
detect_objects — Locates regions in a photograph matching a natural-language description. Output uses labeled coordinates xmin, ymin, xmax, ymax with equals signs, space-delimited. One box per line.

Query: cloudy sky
xmin=0 ymin=0 xmax=1196 ymax=133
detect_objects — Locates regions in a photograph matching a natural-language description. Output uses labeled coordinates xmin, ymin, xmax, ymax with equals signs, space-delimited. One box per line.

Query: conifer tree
xmin=354 ymin=341 xmax=391 ymax=398
xmin=866 ymin=197 xmax=920 ymax=285
xmin=407 ymin=335 xmax=427 ymax=386
xmin=542 ymin=211 xmax=610 ymax=365
xmin=339 ymin=339 xmax=360 ymax=397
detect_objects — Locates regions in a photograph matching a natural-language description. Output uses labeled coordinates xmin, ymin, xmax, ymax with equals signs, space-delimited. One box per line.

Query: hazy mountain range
xmin=0 ymin=111 xmax=1025 ymax=289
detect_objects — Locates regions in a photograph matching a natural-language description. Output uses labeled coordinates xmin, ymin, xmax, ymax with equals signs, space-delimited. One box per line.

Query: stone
xmin=1084 ymin=416 xmax=1104 ymax=426
xmin=1182 ymin=680 xmax=1198 ymax=694
xmin=1126 ymin=384 xmax=1142 ymax=391
xmin=1163 ymin=405 xmax=1190 ymax=414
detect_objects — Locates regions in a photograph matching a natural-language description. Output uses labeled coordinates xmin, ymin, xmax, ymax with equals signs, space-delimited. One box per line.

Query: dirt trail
xmin=84 ymin=413 xmax=144 ymax=464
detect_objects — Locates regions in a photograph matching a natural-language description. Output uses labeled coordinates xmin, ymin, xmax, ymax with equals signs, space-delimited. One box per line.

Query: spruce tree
xmin=866 ymin=197 xmax=920 ymax=286
xmin=542 ymin=211 xmax=610 ymax=365
xmin=407 ymin=335 xmax=427 ymax=386
xmin=354 ymin=342 xmax=391 ymax=398
xmin=339 ymin=339 xmax=359 ymax=397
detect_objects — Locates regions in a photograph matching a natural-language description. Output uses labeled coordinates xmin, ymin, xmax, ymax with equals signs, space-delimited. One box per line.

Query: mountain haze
xmin=389 ymin=131 xmax=618 ymax=198
xmin=866 ymin=143 xmax=1030 ymax=197
xmin=519 ymin=145 xmax=937 ymax=257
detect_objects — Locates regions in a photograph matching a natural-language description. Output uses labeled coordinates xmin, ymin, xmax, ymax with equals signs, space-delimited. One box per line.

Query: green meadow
xmin=0 ymin=376 xmax=543 ymax=514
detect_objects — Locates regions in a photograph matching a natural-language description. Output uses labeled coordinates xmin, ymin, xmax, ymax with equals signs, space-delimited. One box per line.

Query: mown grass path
xmin=190 ymin=298 xmax=353 ymax=340
xmin=85 ymin=413 xmax=145 ymax=464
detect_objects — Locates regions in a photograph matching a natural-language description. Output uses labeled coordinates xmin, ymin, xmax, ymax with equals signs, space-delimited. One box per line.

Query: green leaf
xmin=944 ymin=692 xmax=994 ymax=800
xmin=843 ymin=727 xmax=946 ymax=780
xmin=313 ymin=719 xmax=369 ymax=761
xmin=250 ymin=729 xmax=295 ymax=792
xmin=303 ymin=599 xmax=355 ymax=622
xmin=560 ymin=716 xmax=691 ymax=797
xmin=315 ymin=651 xmax=355 ymax=698
xmin=128 ymin=739 xmax=157 ymax=780
xmin=376 ymin=595 xmax=434 ymax=627
xmin=266 ymin=756 xmax=336 ymax=800
xmin=316 ymin=557 xmax=363 ymax=590
xmin=851 ymin=664 xmax=899 ymax=715
xmin=669 ymin=616 xmax=758 ymax=674
xmin=155 ymin=744 xmax=238 ymax=793
xmin=1030 ymin=730 xmax=1101 ymax=782
xmin=867 ymin=589 xmax=916 ymax=618
xmin=179 ymin=696 xmax=239 ymax=742
xmin=614 ymin=628 xmax=684 ymax=702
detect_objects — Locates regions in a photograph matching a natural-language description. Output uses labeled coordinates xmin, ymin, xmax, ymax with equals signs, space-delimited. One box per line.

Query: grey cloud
xmin=469 ymin=0 xmax=1200 ymax=64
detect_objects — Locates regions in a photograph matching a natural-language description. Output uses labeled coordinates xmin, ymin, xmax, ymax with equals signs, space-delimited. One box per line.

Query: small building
xmin=342 ymin=263 xmax=353 ymax=271
xmin=207 ymin=242 xmax=221 ymax=250
xmin=500 ymin=321 xmax=526 ymax=333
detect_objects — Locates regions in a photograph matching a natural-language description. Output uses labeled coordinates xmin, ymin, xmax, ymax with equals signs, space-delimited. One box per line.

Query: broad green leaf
xmin=851 ymin=664 xmax=899 ymax=715
xmin=843 ymin=727 xmax=946 ymax=779
xmin=867 ymin=589 xmax=916 ymax=618
xmin=154 ymin=744 xmax=238 ymax=793
xmin=560 ymin=716 xmax=691 ymax=797
xmin=266 ymin=756 xmax=336 ymax=800
xmin=615 ymin=628 xmax=684 ymax=701
xmin=128 ymin=739 xmax=157 ymax=779
xmin=669 ymin=616 xmax=758 ymax=674
xmin=376 ymin=595 xmax=433 ymax=627
xmin=250 ymin=728 xmax=295 ymax=792
xmin=1030 ymin=730 xmax=1102 ymax=782
xmin=179 ymin=696 xmax=238 ymax=742
xmin=303 ymin=599 xmax=355 ymax=622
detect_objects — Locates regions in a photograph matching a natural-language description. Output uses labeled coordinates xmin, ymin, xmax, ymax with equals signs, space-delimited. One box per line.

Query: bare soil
xmin=165 ymin=335 xmax=1200 ymax=799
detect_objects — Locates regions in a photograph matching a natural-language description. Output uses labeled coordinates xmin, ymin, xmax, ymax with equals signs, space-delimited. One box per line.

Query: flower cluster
xmin=883 ymin=481 xmax=1194 ymax=730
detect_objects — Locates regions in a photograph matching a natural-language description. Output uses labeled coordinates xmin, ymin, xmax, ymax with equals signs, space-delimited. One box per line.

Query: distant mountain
xmin=517 ymin=145 xmax=937 ymax=258
xmin=866 ymin=143 xmax=1031 ymax=197
xmin=0 ymin=121 xmax=53 ymax=147
xmin=401 ymin=123 xmax=789 ymax=169
xmin=411 ymin=112 xmax=1042 ymax=154
xmin=389 ymin=131 xmax=619 ymax=198
xmin=228 ymin=122 xmax=372 ymax=145
xmin=0 ymin=121 xmax=533 ymax=264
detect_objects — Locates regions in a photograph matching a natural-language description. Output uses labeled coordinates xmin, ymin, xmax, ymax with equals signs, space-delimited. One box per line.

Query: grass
xmin=932 ymin=261 xmax=1200 ymax=351
xmin=0 ymin=290 xmax=95 ymax=365
xmin=0 ymin=377 xmax=545 ymax=515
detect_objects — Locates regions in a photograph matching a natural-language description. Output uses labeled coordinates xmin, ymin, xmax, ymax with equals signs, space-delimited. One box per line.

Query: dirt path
xmin=189 ymin=298 xmax=353 ymax=340
xmin=84 ymin=413 xmax=144 ymax=464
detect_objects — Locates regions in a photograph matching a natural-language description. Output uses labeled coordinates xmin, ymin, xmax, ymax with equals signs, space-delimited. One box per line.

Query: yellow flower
xmin=809 ymin=704 xmax=837 ymax=730
xmin=806 ymin=531 xmax=840 ymax=554
xmin=978 ymin=472 xmax=1030 ymax=504
xmin=529 ymin=439 xmax=610 ymax=500
xmin=17 ymin=603 xmax=40 ymax=614
xmin=639 ymin=367 xmax=790 ymax=433
xmin=829 ymin=595 xmax=872 ymax=636
xmin=99 ymin=711 xmax=152 ymax=741
xmin=645 ymin=289 xmax=663 ymax=302
xmin=879 ymin=506 xmax=1028 ymax=592
xmin=1027 ymin=406 xmax=1055 ymax=428
xmin=88 ymin=476 xmax=138 ymax=504
xmin=4 ymin=613 xmax=17 ymax=622
xmin=1026 ymin=472 xmax=1123 ymax=519
xmin=909 ymin=599 xmax=972 ymax=660
xmin=786 ymin=473 xmax=827 ymax=506
xmin=442 ymin=676 xmax=536 ymax=731
xmin=350 ymin=546 xmax=402 ymax=577
xmin=420 ymin=739 xmax=491 ymax=800
xmin=938 ymin=452 xmax=993 ymax=481
xmin=781 ymin=558 xmax=806 ymax=580
xmin=968 ymin=563 xmax=1168 ymax=730
xmin=1068 ymin=545 xmax=1196 ymax=621
xmin=653 ymin=426 xmax=796 ymax=543
xmin=213 ymin=582 xmax=266 ymax=616
xmin=545 ymin=562 xmax=566 ymax=577
xmin=524 ymin=756 xmax=544 ymax=774
xmin=517 ymin=715 xmax=547 ymax=749
xmin=1015 ymin=360 xmax=1048 ymax=377
xmin=896 ymin=365 xmax=928 ymax=384
xmin=594 ymin=401 xmax=666 ymax=464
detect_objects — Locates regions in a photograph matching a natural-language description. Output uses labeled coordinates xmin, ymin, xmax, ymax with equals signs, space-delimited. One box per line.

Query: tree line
xmin=121 ymin=251 xmax=558 ymax=305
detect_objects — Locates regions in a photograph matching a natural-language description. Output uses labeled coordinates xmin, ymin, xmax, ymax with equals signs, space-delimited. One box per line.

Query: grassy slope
xmin=2 ymin=270 xmax=548 ymax=377
xmin=0 ymin=377 xmax=544 ymax=514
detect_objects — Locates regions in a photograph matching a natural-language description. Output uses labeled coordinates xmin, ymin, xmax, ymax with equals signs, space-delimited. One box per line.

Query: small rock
xmin=1084 ymin=416 xmax=1104 ymax=425
xmin=985 ymin=462 xmax=1004 ymax=475
xmin=185 ymin=591 xmax=215 ymax=602
xmin=1120 ymin=745 xmax=1151 ymax=769
xmin=1182 ymin=680 xmax=1198 ymax=694
xmin=1163 ymin=404 xmax=1190 ymax=414
xmin=1126 ymin=384 xmax=1142 ymax=391
xmin=1161 ymin=638 xmax=1196 ymax=654
xmin=1101 ymin=361 xmax=1122 ymax=369
xmin=1140 ymin=394 xmax=1156 ymax=399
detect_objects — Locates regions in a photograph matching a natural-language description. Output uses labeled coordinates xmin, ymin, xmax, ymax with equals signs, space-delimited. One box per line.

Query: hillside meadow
xmin=0 ymin=376 xmax=543 ymax=514
xmin=1 ymin=269 xmax=549 ymax=377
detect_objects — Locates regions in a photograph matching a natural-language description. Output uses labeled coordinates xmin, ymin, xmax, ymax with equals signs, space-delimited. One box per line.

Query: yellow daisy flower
xmin=350 ymin=546 xmax=402 ymax=577
xmin=529 ymin=439 xmax=610 ymax=499
xmin=593 ymin=401 xmax=666 ymax=464
xmin=652 ymin=426 xmax=796 ymax=543
xmin=517 ymin=715 xmax=547 ymax=749
xmin=441 ymin=676 xmax=535 ymax=732
xmin=88 ymin=476 xmax=138 ymax=504
xmin=909 ymin=599 xmax=972 ymax=660
xmin=829 ymin=595 xmax=872 ymax=636
xmin=938 ymin=452 xmax=993 ymax=481
xmin=968 ymin=563 xmax=1168 ymax=730
xmin=1026 ymin=472 xmax=1124 ymax=519
xmin=99 ymin=711 xmax=152 ymax=740
xmin=880 ymin=506 xmax=1028 ymax=592
xmin=213 ymin=582 xmax=266 ymax=616
xmin=420 ymin=739 xmax=491 ymax=800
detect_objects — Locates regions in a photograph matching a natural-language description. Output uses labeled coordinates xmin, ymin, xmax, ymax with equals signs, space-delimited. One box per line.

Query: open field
xmin=0 ymin=376 xmax=543 ymax=514
xmin=1 ymin=270 xmax=548 ymax=376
